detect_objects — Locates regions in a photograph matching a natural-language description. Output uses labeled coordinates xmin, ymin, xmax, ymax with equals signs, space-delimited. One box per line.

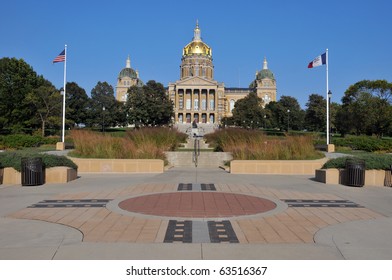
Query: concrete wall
xmin=165 ymin=151 xmax=232 ymax=167
xmin=68 ymin=157 xmax=164 ymax=173
xmin=230 ymin=158 xmax=328 ymax=175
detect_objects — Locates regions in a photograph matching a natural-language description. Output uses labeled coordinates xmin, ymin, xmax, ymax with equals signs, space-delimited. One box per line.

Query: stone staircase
xmin=175 ymin=123 xmax=217 ymax=136
xmin=166 ymin=127 xmax=232 ymax=167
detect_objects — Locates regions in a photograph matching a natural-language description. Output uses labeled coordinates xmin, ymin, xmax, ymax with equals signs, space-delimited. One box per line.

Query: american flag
xmin=52 ymin=49 xmax=65 ymax=63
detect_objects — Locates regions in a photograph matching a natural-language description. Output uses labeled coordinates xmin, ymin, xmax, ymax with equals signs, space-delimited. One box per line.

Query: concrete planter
xmin=315 ymin=168 xmax=390 ymax=187
xmin=0 ymin=166 xmax=77 ymax=185
xmin=68 ymin=157 xmax=164 ymax=173
xmin=230 ymin=158 xmax=328 ymax=175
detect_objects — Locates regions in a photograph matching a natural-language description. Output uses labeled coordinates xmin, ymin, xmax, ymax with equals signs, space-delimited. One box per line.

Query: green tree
xmin=24 ymin=83 xmax=62 ymax=137
xmin=336 ymin=80 xmax=392 ymax=137
xmin=0 ymin=57 xmax=46 ymax=132
xmin=87 ymin=81 xmax=118 ymax=130
xmin=267 ymin=96 xmax=304 ymax=131
xmin=231 ymin=91 xmax=265 ymax=129
xmin=125 ymin=80 xmax=174 ymax=127
xmin=304 ymin=94 xmax=326 ymax=132
xmin=65 ymin=82 xmax=89 ymax=127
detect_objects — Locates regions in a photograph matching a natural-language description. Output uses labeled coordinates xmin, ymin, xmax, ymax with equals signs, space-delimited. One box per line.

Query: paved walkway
xmin=1 ymin=167 xmax=392 ymax=259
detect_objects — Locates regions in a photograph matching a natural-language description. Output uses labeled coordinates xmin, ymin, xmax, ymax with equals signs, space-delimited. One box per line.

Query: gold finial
xmin=193 ymin=20 xmax=201 ymax=41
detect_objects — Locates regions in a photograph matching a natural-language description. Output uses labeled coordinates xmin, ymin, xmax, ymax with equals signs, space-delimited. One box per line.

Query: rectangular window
xmin=186 ymin=99 xmax=191 ymax=110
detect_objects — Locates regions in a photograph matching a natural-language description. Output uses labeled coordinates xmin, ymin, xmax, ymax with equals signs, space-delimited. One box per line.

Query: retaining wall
xmin=68 ymin=157 xmax=164 ymax=173
xmin=230 ymin=158 xmax=328 ymax=175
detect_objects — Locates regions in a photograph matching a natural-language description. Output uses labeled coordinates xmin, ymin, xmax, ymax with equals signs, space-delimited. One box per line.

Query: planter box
xmin=2 ymin=167 xmax=21 ymax=184
xmin=230 ymin=158 xmax=328 ymax=175
xmin=68 ymin=157 xmax=164 ymax=173
xmin=0 ymin=167 xmax=77 ymax=185
xmin=45 ymin=167 xmax=78 ymax=183
xmin=315 ymin=168 xmax=390 ymax=187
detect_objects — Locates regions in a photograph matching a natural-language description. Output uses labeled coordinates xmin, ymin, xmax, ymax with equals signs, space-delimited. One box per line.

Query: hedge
xmin=0 ymin=151 xmax=77 ymax=172
xmin=332 ymin=136 xmax=392 ymax=152
xmin=0 ymin=134 xmax=58 ymax=149
xmin=322 ymin=154 xmax=392 ymax=170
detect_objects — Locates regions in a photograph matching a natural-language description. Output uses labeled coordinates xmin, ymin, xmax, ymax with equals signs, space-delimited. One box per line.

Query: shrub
xmin=0 ymin=151 xmax=77 ymax=172
xmin=333 ymin=136 xmax=392 ymax=152
xmin=0 ymin=134 xmax=58 ymax=149
xmin=322 ymin=154 xmax=392 ymax=170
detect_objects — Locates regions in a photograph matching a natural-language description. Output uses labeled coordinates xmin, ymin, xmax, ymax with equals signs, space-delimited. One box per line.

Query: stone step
xmin=165 ymin=151 xmax=232 ymax=167
xmin=180 ymin=138 xmax=211 ymax=149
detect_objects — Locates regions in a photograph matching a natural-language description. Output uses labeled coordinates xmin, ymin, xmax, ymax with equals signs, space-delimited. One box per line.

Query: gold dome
xmin=182 ymin=21 xmax=212 ymax=57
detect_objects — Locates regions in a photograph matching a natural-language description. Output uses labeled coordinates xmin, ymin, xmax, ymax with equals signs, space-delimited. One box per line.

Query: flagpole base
xmin=324 ymin=144 xmax=335 ymax=153
xmin=56 ymin=142 xmax=66 ymax=151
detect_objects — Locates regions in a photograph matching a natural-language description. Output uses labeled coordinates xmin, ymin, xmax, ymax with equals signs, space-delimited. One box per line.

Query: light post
xmin=102 ymin=106 xmax=105 ymax=133
xmin=328 ymin=90 xmax=332 ymax=144
xmin=287 ymin=109 xmax=290 ymax=132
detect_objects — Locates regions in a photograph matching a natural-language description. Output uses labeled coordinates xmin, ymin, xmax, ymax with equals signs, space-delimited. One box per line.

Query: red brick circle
xmin=118 ymin=192 xmax=277 ymax=218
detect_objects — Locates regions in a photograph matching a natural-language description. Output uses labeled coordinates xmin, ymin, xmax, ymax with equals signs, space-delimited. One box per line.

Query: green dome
xmin=118 ymin=67 xmax=138 ymax=79
xmin=257 ymin=69 xmax=275 ymax=80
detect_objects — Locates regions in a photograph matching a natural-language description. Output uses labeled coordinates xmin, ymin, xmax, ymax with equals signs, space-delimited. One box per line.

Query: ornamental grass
xmin=125 ymin=127 xmax=187 ymax=151
xmin=204 ymin=128 xmax=323 ymax=160
xmin=70 ymin=127 xmax=187 ymax=160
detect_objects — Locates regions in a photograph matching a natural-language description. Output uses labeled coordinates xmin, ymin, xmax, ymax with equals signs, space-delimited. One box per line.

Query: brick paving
xmin=7 ymin=183 xmax=384 ymax=244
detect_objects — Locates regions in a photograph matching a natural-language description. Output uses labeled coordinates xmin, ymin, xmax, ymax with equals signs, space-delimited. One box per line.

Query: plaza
xmin=1 ymin=166 xmax=392 ymax=260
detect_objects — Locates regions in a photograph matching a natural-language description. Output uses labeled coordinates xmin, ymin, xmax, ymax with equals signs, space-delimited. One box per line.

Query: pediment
xmin=175 ymin=76 xmax=218 ymax=86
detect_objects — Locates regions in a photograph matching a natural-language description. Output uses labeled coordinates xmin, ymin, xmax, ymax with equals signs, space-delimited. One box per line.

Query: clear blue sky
xmin=1 ymin=0 xmax=391 ymax=108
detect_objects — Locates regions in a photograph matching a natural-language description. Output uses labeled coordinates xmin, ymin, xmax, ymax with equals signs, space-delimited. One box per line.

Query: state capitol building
xmin=116 ymin=21 xmax=277 ymax=125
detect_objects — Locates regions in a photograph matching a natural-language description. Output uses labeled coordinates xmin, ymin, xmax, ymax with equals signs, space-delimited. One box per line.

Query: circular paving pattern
xmin=118 ymin=192 xmax=277 ymax=218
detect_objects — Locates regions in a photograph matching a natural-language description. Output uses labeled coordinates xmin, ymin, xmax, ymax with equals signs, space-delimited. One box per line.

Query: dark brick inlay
xmin=178 ymin=183 xmax=192 ymax=191
xmin=28 ymin=199 xmax=111 ymax=208
xmin=201 ymin=183 xmax=216 ymax=191
xmin=282 ymin=199 xmax=364 ymax=208
xmin=164 ymin=220 xmax=192 ymax=243
xmin=208 ymin=220 xmax=239 ymax=243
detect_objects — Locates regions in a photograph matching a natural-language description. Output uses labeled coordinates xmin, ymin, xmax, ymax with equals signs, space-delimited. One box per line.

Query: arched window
xmin=230 ymin=99 xmax=235 ymax=112
xmin=209 ymin=100 xmax=214 ymax=110
xmin=201 ymin=99 xmax=207 ymax=110
xmin=194 ymin=99 xmax=199 ymax=110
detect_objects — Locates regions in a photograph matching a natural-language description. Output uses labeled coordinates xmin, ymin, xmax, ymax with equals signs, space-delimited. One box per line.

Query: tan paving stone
xmin=230 ymin=220 xmax=248 ymax=243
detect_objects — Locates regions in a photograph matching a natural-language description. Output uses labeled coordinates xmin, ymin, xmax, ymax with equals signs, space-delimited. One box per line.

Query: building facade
xmin=115 ymin=55 xmax=143 ymax=102
xmin=116 ymin=22 xmax=277 ymax=125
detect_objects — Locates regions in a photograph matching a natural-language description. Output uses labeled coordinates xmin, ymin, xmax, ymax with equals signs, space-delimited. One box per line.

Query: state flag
xmin=308 ymin=52 xmax=326 ymax=68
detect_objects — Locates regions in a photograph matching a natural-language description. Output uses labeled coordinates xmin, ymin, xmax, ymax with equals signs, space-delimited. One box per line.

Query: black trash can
xmin=345 ymin=158 xmax=365 ymax=187
xmin=21 ymin=157 xmax=44 ymax=186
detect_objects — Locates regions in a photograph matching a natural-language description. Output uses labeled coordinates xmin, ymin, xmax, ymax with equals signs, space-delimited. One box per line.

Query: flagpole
xmin=62 ymin=44 xmax=67 ymax=143
xmin=326 ymin=48 xmax=329 ymax=145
